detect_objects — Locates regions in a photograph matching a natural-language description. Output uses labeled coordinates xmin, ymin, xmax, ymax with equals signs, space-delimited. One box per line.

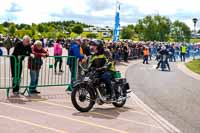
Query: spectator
xmin=4 ymin=36 xmax=13 ymax=55
xmin=169 ymin=44 xmax=176 ymax=62
xmin=0 ymin=47 xmax=3 ymax=56
xmin=0 ymin=39 xmax=4 ymax=47
xmin=10 ymin=35 xmax=32 ymax=96
xmin=54 ymin=39 xmax=63 ymax=73
xmin=123 ymin=43 xmax=129 ymax=62
xmin=156 ymin=46 xmax=170 ymax=71
xmin=143 ymin=46 xmax=149 ymax=64
xmin=180 ymin=44 xmax=187 ymax=62
xmin=67 ymin=39 xmax=85 ymax=90
xmin=82 ymin=39 xmax=91 ymax=56
xmin=28 ymin=40 xmax=49 ymax=94
xmin=40 ymin=37 xmax=45 ymax=48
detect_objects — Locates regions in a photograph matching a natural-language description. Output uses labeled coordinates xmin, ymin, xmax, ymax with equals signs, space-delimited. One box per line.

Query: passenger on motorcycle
xmin=156 ymin=45 xmax=171 ymax=71
xmin=89 ymin=40 xmax=116 ymax=100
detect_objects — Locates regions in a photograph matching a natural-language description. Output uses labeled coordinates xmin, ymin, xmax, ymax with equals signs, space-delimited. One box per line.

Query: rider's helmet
xmin=90 ymin=40 xmax=104 ymax=55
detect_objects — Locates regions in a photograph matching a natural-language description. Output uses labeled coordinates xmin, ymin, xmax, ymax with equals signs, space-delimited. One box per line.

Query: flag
xmin=113 ymin=1 xmax=120 ymax=42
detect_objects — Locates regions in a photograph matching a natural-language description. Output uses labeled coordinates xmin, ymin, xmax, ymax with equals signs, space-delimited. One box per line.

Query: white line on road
xmin=131 ymin=93 xmax=181 ymax=133
xmin=39 ymin=100 xmax=162 ymax=129
xmin=0 ymin=115 xmax=67 ymax=133
xmin=0 ymin=102 xmax=128 ymax=133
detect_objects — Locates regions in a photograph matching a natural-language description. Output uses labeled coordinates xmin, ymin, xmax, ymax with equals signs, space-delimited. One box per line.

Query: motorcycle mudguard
xmin=72 ymin=81 xmax=96 ymax=100
xmin=124 ymin=83 xmax=130 ymax=90
xmin=72 ymin=80 xmax=82 ymax=88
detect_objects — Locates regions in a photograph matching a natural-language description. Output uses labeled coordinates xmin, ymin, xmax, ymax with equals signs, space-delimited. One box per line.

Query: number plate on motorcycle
xmin=84 ymin=77 xmax=90 ymax=81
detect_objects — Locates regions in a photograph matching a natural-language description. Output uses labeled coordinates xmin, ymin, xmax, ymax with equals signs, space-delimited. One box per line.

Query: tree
xmin=86 ymin=33 xmax=97 ymax=38
xmin=0 ymin=24 xmax=5 ymax=34
xmin=72 ymin=25 xmax=83 ymax=35
xmin=37 ymin=24 xmax=45 ymax=33
xmin=8 ymin=24 xmax=16 ymax=36
xmin=2 ymin=22 xmax=10 ymax=27
xmin=135 ymin=15 xmax=171 ymax=41
xmin=16 ymin=24 xmax=31 ymax=30
xmin=171 ymin=20 xmax=191 ymax=42
xmin=15 ymin=30 xmax=32 ymax=38
xmin=121 ymin=25 xmax=135 ymax=39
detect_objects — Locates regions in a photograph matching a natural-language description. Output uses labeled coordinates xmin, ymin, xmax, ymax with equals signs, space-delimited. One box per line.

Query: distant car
xmin=102 ymin=32 xmax=111 ymax=38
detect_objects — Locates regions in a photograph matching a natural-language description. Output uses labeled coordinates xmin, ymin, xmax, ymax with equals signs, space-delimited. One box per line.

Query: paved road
xmin=0 ymin=59 xmax=168 ymax=133
xmin=126 ymin=61 xmax=200 ymax=133
xmin=0 ymin=90 xmax=167 ymax=133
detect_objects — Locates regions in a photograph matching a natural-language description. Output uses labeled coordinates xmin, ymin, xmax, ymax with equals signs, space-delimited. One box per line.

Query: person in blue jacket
xmin=67 ymin=39 xmax=84 ymax=90
xmin=0 ymin=39 xmax=3 ymax=56
xmin=0 ymin=48 xmax=3 ymax=56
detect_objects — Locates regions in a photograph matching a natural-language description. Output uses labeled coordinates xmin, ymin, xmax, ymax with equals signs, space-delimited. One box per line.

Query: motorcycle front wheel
xmin=71 ymin=83 xmax=95 ymax=112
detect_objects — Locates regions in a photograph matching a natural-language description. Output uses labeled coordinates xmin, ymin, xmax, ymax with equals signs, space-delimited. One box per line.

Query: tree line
xmin=121 ymin=15 xmax=192 ymax=42
xmin=0 ymin=20 xmax=90 ymax=39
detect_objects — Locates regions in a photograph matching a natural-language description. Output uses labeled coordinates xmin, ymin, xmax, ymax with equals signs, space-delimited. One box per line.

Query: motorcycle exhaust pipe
xmin=96 ymin=88 xmax=107 ymax=102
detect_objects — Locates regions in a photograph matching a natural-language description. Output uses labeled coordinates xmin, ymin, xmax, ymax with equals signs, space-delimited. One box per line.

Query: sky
xmin=0 ymin=0 xmax=200 ymax=30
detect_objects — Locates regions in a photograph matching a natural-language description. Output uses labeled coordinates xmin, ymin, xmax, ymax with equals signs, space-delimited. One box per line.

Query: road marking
xmin=0 ymin=115 xmax=67 ymax=133
xmin=0 ymin=102 xmax=128 ymax=133
xmin=48 ymin=98 xmax=148 ymax=115
xmin=7 ymin=97 xmax=147 ymax=115
xmin=39 ymin=101 xmax=162 ymax=129
xmin=48 ymin=98 xmax=147 ymax=115
xmin=132 ymin=93 xmax=181 ymax=133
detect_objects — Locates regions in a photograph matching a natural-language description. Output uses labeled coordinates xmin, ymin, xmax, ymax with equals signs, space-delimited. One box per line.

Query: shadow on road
xmin=72 ymin=107 xmax=129 ymax=120
xmin=5 ymin=94 xmax=47 ymax=104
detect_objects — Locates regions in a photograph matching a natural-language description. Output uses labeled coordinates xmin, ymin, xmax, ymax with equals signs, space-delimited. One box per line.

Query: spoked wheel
xmin=71 ymin=83 xmax=95 ymax=112
xmin=112 ymin=85 xmax=127 ymax=108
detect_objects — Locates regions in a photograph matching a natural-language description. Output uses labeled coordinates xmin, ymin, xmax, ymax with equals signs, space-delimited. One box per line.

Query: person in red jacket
xmin=28 ymin=40 xmax=49 ymax=94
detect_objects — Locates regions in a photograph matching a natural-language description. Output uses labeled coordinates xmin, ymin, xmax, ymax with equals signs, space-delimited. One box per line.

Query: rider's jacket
xmin=90 ymin=53 xmax=115 ymax=72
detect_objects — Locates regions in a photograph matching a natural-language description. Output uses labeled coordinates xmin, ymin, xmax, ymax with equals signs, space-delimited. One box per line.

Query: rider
xmin=156 ymin=45 xmax=171 ymax=71
xmin=89 ymin=40 xmax=116 ymax=100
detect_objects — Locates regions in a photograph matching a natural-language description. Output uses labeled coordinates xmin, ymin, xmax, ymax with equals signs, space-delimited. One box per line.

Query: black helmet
xmin=90 ymin=40 xmax=104 ymax=54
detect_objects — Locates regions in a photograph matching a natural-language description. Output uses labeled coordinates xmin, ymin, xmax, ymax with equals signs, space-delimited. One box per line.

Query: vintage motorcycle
xmin=71 ymin=67 xmax=131 ymax=112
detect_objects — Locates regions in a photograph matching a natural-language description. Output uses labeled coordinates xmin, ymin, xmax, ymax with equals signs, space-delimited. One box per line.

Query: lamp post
xmin=192 ymin=18 xmax=198 ymax=34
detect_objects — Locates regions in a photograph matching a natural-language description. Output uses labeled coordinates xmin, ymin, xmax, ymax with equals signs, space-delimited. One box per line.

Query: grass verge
xmin=186 ymin=59 xmax=200 ymax=74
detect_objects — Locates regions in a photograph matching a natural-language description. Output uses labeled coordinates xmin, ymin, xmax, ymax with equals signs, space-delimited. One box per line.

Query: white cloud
xmin=123 ymin=0 xmax=200 ymax=14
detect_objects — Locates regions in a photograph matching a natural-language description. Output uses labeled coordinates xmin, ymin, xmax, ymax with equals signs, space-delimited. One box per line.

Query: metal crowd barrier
xmin=0 ymin=55 xmax=18 ymax=97
xmin=0 ymin=55 xmax=77 ymax=97
xmin=128 ymin=48 xmax=143 ymax=59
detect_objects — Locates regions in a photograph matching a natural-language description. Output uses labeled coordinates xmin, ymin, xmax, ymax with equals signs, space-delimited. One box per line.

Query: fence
xmin=0 ymin=54 xmax=77 ymax=97
xmin=0 ymin=55 xmax=17 ymax=97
